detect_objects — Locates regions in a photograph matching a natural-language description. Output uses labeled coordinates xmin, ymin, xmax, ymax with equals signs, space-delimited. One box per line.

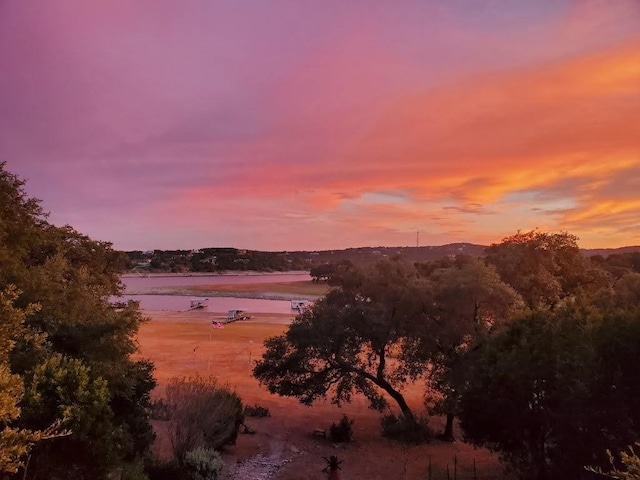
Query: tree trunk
xmin=345 ymin=362 xmax=419 ymax=429
xmin=441 ymin=413 xmax=455 ymax=442
xmin=392 ymin=391 xmax=417 ymax=426
xmin=375 ymin=377 xmax=417 ymax=426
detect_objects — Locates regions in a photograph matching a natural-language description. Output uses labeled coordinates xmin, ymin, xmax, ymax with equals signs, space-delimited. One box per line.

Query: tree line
xmin=254 ymin=231 xmax=640 ymax=480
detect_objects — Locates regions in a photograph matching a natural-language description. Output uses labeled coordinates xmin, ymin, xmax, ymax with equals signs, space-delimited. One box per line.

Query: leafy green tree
xmin=459 ymin=307 xmax=640 ymax=480
xmin=420 ymin=257 xmax=523 ymax=440
xmin=0 ymin=286 xmax=67 ymax=474
xmin=0 ymin=163 xmax=155 ymax=478
xmin=588 ymin=271 xmax=640 ymax=325
xmin=21 ymin=355 xmax=115 ymax=479
xmin=485 ymin=231 xmax=607 ymax=310
xmin=310 ymin=263 xmax=336 ymax=283
xmin=599 ymin=252 xmax=640 ymax=279
xmin=254 ymin=260 xmax=433 ymax=429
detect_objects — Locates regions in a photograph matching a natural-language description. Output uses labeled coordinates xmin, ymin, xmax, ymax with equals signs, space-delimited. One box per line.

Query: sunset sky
xmin=2 ymin=1 xmax=639 ymax=251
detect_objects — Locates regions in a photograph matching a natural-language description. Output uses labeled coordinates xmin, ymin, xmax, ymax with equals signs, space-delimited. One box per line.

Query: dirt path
xmin=230 ymin=437 xmax=293 ymax=480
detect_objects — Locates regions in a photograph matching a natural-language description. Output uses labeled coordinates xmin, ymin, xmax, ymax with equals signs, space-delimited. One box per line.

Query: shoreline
xmin=143 ymin=310 xmax=296 ymax=324
xmin=121 ymin=270 xmax=310 ymax=278
xmin=123 ymin=290 xmax=320 ymax=301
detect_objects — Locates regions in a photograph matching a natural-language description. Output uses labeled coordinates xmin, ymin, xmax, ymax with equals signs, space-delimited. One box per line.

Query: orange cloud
xmin=167 ymin=37 xmax=640 ymax=249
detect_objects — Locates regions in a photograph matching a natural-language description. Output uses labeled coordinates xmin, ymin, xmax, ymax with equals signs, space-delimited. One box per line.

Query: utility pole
xmin=416 ymin=230 xmax=419 ymax=248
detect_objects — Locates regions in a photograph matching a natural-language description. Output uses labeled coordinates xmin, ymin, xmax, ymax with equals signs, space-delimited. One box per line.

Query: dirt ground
xmin=136 ymin=310 xmax=509 ymax=480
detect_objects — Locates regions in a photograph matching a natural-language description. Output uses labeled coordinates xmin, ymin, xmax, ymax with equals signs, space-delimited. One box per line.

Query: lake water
xmin=121 ymin=272 xmax=311 ymax=290
xmin=118 ymin=272 xmax=312 ymax=313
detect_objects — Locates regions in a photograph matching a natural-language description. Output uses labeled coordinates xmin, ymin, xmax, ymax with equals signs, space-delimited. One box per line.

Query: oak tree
xmin=420 ymin=257 xmax=523 ymax=440
xmin=485 ymin=230 xmax=607 ymax=310
xmin=254 ymin=260 xmax=433 ymax=429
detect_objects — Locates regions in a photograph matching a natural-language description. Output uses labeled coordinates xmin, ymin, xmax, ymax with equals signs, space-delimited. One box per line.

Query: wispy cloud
xmin=1 ymin=1 xmax=639 ymax=249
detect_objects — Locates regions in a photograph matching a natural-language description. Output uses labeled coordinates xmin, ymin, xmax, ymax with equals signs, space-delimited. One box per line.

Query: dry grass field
xmin=136 ymin=309 xmax=509 ymax=480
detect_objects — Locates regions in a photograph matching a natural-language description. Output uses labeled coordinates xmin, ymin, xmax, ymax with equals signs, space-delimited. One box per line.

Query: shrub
xmin=381 ymin=414 xmax=431 ymax=444
xmin=183 ymin=448 xmax=224 ymax=480
xmin=164 ymin=376 xmax=244 ymax=462
xmin=144 ymin=458 xmax=185 ymax=480
xmin=243 ymin=404 xmax=271 ymax=417
xmin=121 ymin=462 xmax=149 ymax=480
xmin=150 ymin=398 xmax=172 ymax=421
xmin=587 ymin=443 xmax=640 ymax=480
xmin=329 ymin=415 xmax=354 ymax=443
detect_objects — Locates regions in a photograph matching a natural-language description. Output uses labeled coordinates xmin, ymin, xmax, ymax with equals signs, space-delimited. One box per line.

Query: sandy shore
xmin=141 ymin=310 xmax=296 ymax=324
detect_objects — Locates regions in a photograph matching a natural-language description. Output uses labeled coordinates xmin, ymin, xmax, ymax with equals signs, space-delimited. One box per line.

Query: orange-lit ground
xmin=136 ymin=310 xmax=509 ymax=479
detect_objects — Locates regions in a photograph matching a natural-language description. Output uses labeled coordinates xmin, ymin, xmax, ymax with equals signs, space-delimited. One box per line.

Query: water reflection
xmin=117 ymin=273 xmax=311 ymax=314
xmin=121 ymin=272 xmax=311 ymax=291
xmin=118 ymin=294 xmax=294 ymax=314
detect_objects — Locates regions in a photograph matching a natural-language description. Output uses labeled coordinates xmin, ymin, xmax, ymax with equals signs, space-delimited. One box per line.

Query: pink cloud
xmin=1 ymin=1 xmax=639 ymax=250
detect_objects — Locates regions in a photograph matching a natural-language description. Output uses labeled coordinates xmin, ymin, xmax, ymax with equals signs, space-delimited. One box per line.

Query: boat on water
xmin=291 ymin=299 xmax=312 ymax=312
xmin=226 ymin=309 xmax=251 ymax=322
xmin=189 ymin=298 xmax=209 ymax=310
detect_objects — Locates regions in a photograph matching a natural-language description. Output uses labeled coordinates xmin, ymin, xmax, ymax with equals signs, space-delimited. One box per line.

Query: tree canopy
xmin=459 ymin=306 xmax=640 ymax=480
xmin=0 ymin=286 xmax=68 ymax=473
xmin=254 ymin=260 xmax=433 ymax=427
xmin=254 ymin=257 xmax=522 ymax=435
xmin=418 ymin=256 xmax=523 ymax=440
xmin=485 ymin=230 xmax=607 ymax=310
xmin=0 ymin=163 xmax=155 ymax=479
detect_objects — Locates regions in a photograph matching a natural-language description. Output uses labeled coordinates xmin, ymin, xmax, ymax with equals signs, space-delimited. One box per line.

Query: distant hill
xmin=303 ymin=243 xmax=488 ymax=265
xmin=122 ymin=243 xmax=640 ymax=274
xmin=580 ymin=246 xmax=640 ymax=257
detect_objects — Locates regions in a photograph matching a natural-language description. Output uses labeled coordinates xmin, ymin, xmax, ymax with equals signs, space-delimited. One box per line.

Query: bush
xmin=381 ymin=414 xmax=431 ymax=444
xmin=150 ymin=398 xmax=172 ymax=421
xmin=587 ymin=443 xmax=640 ymax=480
xmin=243 ymin=404 xmax=271 ymax=418
xmin=121 ymin=462 xmax=149 ymax=480
xmin=144 ymin=458 xmax=185 ymax=480
xmin=164 ymin=376 xmax=244 ymax=462
xmin=183 ymin=448 xmax=224 ymax=480
xmin=329 ymin=415 xmax=354 ymax=443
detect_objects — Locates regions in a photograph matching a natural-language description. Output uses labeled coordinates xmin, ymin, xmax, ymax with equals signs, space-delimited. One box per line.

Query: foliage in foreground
xmin=380 ymin=413 xmax=431 ymax=445
xmin=0 ymin=287 xmax=69 ymax=473
xmin=328 ymin=415 xmax=354 ymax=443
xmin=164 ymin=376 xmax=244 ymax=463
xmin=459 ymin=307 xmax=640 ymax=480
xmin=587 ymin=443 xmax=640 ymax=480
xmin=243 ymin=403 xmax=271 ymax=418
xmin=0 ymin=163 xmax=156 ymax=478
xmin=183 ymin=448 xmax=224 ymax=480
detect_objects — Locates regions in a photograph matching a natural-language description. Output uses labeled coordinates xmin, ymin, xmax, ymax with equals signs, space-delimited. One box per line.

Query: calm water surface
xmin=118 ymin=273 xmax=311 ymax=313
xmin=121 ymin=272 xmax=311 ymax=290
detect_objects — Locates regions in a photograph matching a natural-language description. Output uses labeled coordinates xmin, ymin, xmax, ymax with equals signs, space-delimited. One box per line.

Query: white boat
xmin=189 ymin=298 xmax=209 ymax=310
xmin=226 ymin=309 xmax=251 ymax=322
xmin=291 ymin=299 xmax=312 ymax=312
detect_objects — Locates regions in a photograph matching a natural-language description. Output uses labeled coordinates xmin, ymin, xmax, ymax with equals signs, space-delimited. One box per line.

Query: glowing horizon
xmin=2 ymin=1 xmax=639 ymax=251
